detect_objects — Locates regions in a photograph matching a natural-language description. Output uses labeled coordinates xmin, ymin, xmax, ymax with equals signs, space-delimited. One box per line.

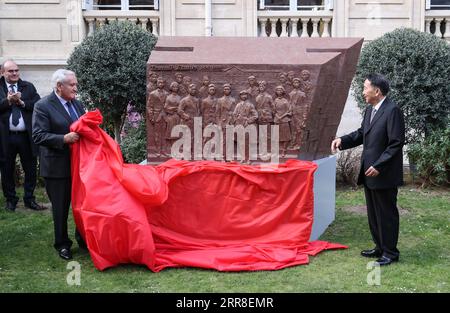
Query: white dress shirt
xmin=373 ymin=96 xmax=386 ymax=112
xmin=55 ymin=92 xmax=79 ymax=120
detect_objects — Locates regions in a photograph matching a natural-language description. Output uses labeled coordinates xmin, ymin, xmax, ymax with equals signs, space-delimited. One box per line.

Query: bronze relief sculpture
xmin=146 ymin=37 xmax=363 ymax=163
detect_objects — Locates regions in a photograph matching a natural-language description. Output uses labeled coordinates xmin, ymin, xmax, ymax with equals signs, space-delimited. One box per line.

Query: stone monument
xmin=146 ymin=37 xmax=363 ymax=164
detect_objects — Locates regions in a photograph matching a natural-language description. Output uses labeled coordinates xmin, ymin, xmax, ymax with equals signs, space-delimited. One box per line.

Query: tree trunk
xmin=112 ymin=100 xmax=127 ymax=144
xmin=114 ymin=120 xmax=121 ymax=145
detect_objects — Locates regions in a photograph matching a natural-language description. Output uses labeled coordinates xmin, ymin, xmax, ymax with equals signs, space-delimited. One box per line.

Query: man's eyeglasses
xmin=7 ymin=69 xmax=19 ymax=73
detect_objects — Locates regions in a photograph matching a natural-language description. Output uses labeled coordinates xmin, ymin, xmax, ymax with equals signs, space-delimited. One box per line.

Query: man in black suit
xmin=32 ymin=69 xmax=86 ymax=260
xmin=0 ymin=59 xmax=44 ymax=212
xmin=0 ymin=64 xmax=3 ymax=166
xmin=331 ymin=74 xmax=405 ymax=266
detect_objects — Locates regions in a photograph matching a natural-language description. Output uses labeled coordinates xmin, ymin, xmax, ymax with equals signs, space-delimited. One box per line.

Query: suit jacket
xmin=340 ymin=97 xmax=405 ymax=189
xmin=32 ymin=91 xmax=85 ymax=178
xmin=0 ymin=76 xmax=41 ymax=158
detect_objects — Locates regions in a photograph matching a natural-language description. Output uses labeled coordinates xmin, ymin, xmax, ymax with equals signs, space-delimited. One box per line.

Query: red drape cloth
xmin=70 ymin=110 xmax=346 ymax=271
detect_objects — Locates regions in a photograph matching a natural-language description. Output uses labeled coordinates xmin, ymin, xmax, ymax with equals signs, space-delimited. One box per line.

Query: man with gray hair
xmin=0 ymin=59 xmax=44 ymax=212
xmin=32 ymin=69 xmax=85 ymax=260
xmin=331 ymin=74 xmax=405 ymax=267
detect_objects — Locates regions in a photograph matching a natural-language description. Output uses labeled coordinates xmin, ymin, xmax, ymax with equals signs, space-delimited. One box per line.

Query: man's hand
xmin=8 ymin=91 xmax=22 ymax=105
xmin=365 ymin=166 xmax=380 ymax=177
xmin=331 ymin=137 xmax=342 ymax=154
xmin=63 ymin=132 xmax=80 ymax=144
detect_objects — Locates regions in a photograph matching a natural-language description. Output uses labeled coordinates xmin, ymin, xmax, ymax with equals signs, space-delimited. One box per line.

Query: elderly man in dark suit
xmin=331 ymin=74 xmax=405 ymax=266
xmin=0 ymin=64 xmax=3 ymax=166
xmin=32 ymin=69 xmax=86 ymax=260
xmin=0 ymin=59 xmax=44 ymax=212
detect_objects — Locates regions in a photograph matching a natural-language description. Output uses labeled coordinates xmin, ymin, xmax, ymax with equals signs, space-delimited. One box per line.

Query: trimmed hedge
xmin=352 ymin=28 xmax=450 ymax=143
xmin=407 ymin=124 xmax=450 ymax=187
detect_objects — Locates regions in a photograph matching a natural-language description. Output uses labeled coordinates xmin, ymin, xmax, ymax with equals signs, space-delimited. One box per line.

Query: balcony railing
xmin=82 ymin=10 xmax=159 ymax=37
xmin=257 ymin=11 xmax=333 ymax=37
xmin=425 ymin=10 xmax=450 ymax=41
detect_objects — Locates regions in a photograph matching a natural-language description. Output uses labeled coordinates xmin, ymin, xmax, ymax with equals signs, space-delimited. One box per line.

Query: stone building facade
xmin=1 ymin=0 xmax=449 ymax=133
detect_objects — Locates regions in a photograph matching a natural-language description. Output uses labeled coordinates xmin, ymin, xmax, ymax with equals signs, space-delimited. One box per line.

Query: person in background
xmin=0 ymin=59 xmax=44 ymax=212
xmin=0 ymin=63 xmax=3 ymax=169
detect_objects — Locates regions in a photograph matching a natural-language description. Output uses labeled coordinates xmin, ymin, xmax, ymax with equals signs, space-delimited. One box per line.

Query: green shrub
xmin=336 ymin=148 xmax=362 ymax=187
xmin=352 ymin=28 xmax=450 ymax=143
xmin=120 ymin=118 xmax=147 ymax=164
xmin=67 ymin=21 xmax=157 ymax=144
xmin=407 ymin=124 xmax=450 ymax=187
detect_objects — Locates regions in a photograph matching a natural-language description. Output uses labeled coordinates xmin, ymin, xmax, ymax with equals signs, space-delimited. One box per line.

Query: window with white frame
xmin=258 ymin=0 xmax=328 ymax=11
xmin=92 ymin=0 xmax=158 ymax=10
xmin=429 ymin=0 xmax=450 ymax=10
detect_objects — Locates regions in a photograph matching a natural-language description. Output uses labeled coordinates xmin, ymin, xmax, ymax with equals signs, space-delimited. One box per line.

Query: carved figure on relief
xmin=286 ymin=70 xmax=296 ymax=92
xmin=216 ymin=83 xmax=236 ymax=128
xmin=232 ymin=90 xmax=258 ymax=164
xmin=201 ymin=84 xmax=218 ymax=128
xmin=147 ymin=71 xmax=158 ymax=93
xmin=178 ymin=83 xmax=200 ymax=134
xmin=198 ymin=75 xmax=211 ymax=99
xmin=273 ymin=85 xmax=292 ymax=157
xmin=174 ymin=72 xmax=188 ymax=97
xmin=289 ymin=77 xmax=307 ymax=150
xmin=255 ymin=80 xmax=274 ymax=125
xmin=300 ymin=70 xmax=313 ymax=99
xmin=233 ymin=90 xmax=258 ymax=128
xmin=163 ymin=81 xmax=182 ymax=155
xmin=245 ymin=75 xmax=260 ymax=100
xmin=147 ymin=77 xmax=169 ymax=156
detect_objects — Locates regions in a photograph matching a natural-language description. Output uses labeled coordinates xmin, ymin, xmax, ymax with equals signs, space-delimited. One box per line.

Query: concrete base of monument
xmin=310 ymin=155 xmax=336 ymax=241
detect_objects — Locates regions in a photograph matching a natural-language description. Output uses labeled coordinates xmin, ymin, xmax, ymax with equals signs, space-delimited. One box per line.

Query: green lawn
xmin=0 ymin=186 xmax=448 ymax=293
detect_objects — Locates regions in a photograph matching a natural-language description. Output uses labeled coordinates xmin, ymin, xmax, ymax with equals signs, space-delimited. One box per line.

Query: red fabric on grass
xmin=70 ymin=110 xmax=346 ymax=271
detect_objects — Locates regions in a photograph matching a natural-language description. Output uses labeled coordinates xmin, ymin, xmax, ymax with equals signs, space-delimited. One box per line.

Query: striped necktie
xmin=9 ymin=85 xmax=20 ymax=126
xmin=67 ymin=101 xmax=79 ymax=122
xmin=370 ymin=108 xmax=377 ymax=124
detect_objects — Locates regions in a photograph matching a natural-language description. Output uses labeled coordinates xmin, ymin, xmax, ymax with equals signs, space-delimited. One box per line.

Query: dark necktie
xmin=9 ymin=85 xmax=20 ymax=126
xmin=67 ymin=101 xmax=79 ymax=122
xmin=370 ymin=108 xmax=377 ymax=124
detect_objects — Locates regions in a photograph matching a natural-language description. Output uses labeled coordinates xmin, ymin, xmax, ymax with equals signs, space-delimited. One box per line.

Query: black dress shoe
xmin=375 ymin=256 xmax=399 ymax=266
xmin=5 ymin=201 xmax=16 ymax=212
xmin=361 ymin=249 xmax=382 ymax=258
xmin=25 ymin=200 xmax=46 ymax=211
xmin=58 ymin=248 xmax=73 ymax=260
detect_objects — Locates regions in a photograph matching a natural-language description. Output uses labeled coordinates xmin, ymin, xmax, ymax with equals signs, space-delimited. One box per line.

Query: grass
xmin=0 ymin=185 xmax=448 ymax=293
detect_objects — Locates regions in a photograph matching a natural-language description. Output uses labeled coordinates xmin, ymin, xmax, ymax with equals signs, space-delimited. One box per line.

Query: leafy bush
xmin=67 ymin=21 xmax=157 ymax=143
xmin=352 ymin=28 xmax=450 ymax=143
xmin=120 ymin=117 xmax=147 ymax=164
xmin=336 ymin=147 xmax=362 ymax=187
xmin=407 ymin=125 xmax=450 ymax=187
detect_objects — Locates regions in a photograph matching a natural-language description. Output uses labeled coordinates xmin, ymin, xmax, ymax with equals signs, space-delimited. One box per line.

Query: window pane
xmin=262 ymin=0 xmax=289 ymax=10
xmin=297 ymin=0 xmax=324 ymax=10
xmin=430 ymin=0 xmax=450 ymax=10
xmin=129 ymin=0 xmax=155 ymax=10
xmin=265 ymin=0 xmax=289 ymax=4
xmin=95 ymin=0 xmax=121 ymax=10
